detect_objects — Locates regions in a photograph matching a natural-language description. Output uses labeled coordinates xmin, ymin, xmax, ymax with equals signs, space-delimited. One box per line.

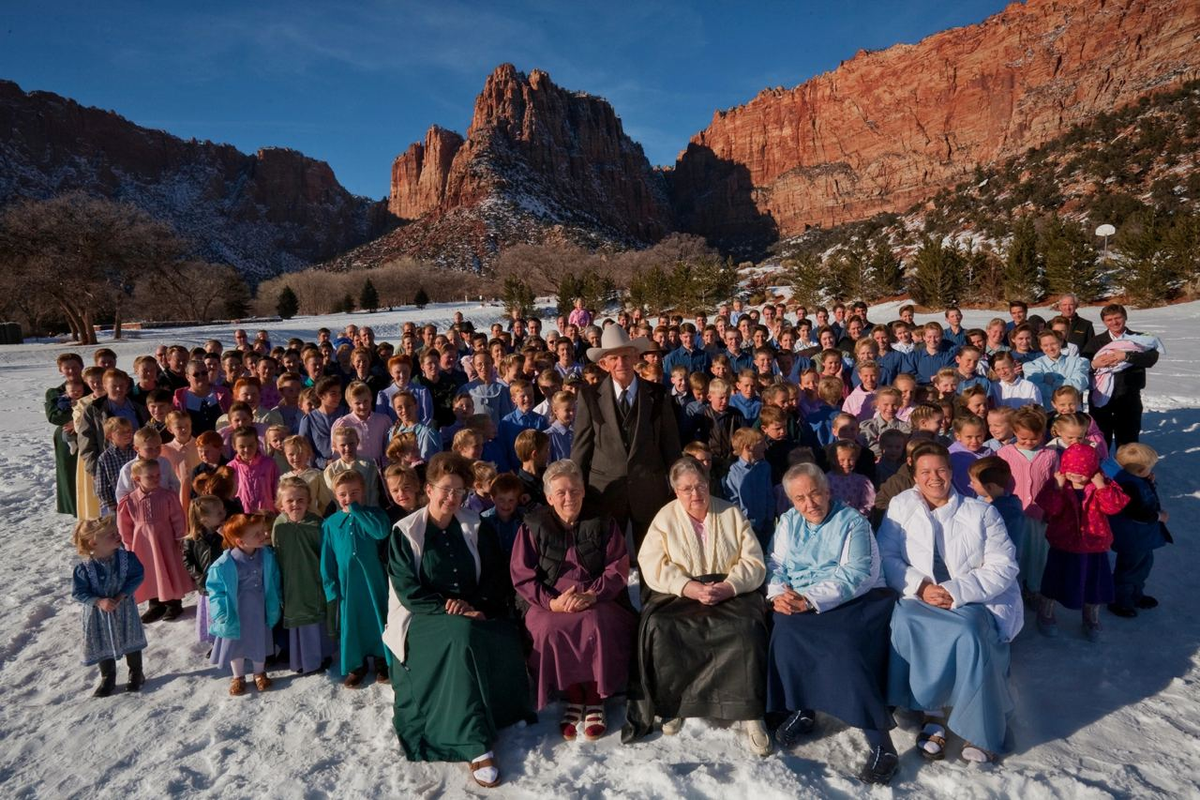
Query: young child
xmin=759 ymin=405 xmax=796 ymax=485
xmin=96 ymin=418 xmax=137 ymax=517
xmin=264 ymin=424 xmax=292 ymax=478
xmin=499 ymin=379 xmax=549 ymax=474
xmin=690 ymin=377 xmax=747 ymax=481
xmin=115 ymin=426 xmax=182 ymax=506
xmin=803 ymin=375 xmax=846 ymax=450
xmin=72 ymin=517 xmax=147 ymax=696
xmin=323 ymin=427 xmax=381 ymax=507
xmin=274 ymin=372 xmax=305 ymax=434
xmin=383 ymin=463 xmax=423 ymax=525
xmin=207 ymin=513 xmax=281 ymax=695
xmin=183 ymin=494 xmax=226 ymax=647
xmin=958 ymin=385 xmax=990 ymax=422
xmin=320 ymin=470 xmax=391 ymax=687
xmin=730 ymin=369 xmax=762 ymax=422
xmin=989 ymin=351 xmax=1042 ymax=410
xmin=953 ymin=346 xmax=992 ymax=395
xmin=229 ymin=425 xmax=280 ymax=513
xmin=948 ymin=414 xmax=990 ymax=497
xmin=282 ymin=435 xmax=334 ymax=516
xmin=469 ymin=413 xmax=507 ymax=470
xmin=843 ymin=362 xmax=881 ymax=422
xmin=859 ymin=387 xmax=911 ymax=459
xmin=514 ymin=429 xmax=550 ymax=508
xmin=273 ymin=477 xmax=334 ymax=675
xmin=145 ymin=389 xmax=177 ymax=445
xmin=968 ymin=457 xmax=1029 ymax=563
xmin=722 ymin=427 xmax=772 ymax=548
xmin=163 ymin=411 xmax=200 ymax=511
xmin=893 ymin=373 xmax=918 ymax=423
xmin=1035 ymin=444 xmax=1129 ymax=640
xmin=1049 ymin=386 xmax=1109 ymax=459
xmin=908 ymin=403 xmax=948 ymax=446
xmin=546 ymin=391 xmax=576 ymax=462
xmin=194 ymin=466 xmax=244 ymax=518
xmin=1108 ymin=443 xmax=1171 ymax=618
xmin=668 ymin=365 xmax=691 ymax=412
xmin=997 ymin=406 xmax=1057 ymax=601
xmin=386 ymin=433 xmax=424 ymax=475
xmin=451 ymin=427 xmax=485 ymax=462
xmin=929 ymin=368 xmax=960 ymax=404
xmin=192 ymin=430 xmax=228 ymax=489
xmin=116 ymin=459 xmax=191 ymax=623
xmin=826 ymin=440 xmax=875 ymax=518
xmin=331 ymin=381 xmax=392 ymax=467
xmin=874 ymin=429 xmax=909 ymax=486
xmin=298 ymin=376 xmax=347 ymax=468
xmin=985 ymin=407 xmax=1016 ymax=452
xmin=465 ymin=460 xmax=498 ymax=514
xmin=440 ymin=393 xmax=475 ymax=451
xmin=482 ymin=472 xmax=524 ymax=555
xmin=389 ymin=391 xmax=440 ymax=464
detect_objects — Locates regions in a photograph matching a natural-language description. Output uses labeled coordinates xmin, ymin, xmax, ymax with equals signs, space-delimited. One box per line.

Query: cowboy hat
xmin=587 ymin=324 xmax=653 ymax=363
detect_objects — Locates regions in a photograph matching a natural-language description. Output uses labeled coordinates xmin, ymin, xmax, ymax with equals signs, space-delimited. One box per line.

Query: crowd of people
xmin=53 ymin=293 xmax=1172 ymax=787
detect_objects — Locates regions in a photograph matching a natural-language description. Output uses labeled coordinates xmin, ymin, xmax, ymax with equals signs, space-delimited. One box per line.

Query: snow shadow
xmin=1009 ymin=408 xmax=1200 ymax=752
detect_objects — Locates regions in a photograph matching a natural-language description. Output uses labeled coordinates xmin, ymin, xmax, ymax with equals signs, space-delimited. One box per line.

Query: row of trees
xmin=0 ymin=193 xmax=249 ymax=343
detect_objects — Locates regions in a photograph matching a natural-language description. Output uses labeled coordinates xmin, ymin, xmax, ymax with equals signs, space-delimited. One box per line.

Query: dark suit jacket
xmin=571 ymin=376 xmax=681 ymax=543
xmin=1080 ymin=328 xmax=1159 ymax=399
xmin=1062 ymin=315 xmax=1097 ymax=349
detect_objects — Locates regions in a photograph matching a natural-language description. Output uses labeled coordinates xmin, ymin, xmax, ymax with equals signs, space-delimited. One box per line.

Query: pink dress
xmin=229 ymin=453 xmax=280 ymax=513
xmin=116 ymin=486 xmax=192 ymax=603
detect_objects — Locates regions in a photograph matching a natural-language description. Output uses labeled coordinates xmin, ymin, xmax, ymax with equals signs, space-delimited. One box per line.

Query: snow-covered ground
xmin=2 ymin=299 xmax=1198 ymax=798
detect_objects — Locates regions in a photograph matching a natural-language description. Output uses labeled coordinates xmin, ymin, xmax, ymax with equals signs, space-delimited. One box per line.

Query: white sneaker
xmin=744 ymin=719 xmax=772 ymax=757
xmin=661 ymin=717 xmax=684 ymax=736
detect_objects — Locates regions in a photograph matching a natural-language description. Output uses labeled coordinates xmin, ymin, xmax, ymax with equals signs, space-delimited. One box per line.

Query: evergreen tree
xmin=786 ymin=253 xmax=826 ymax=307
xmin=413 ymin=285 xmax=430 ymax=309
xmin=276 ymin=285 xmax=299 ymax=320
xmin=341 ymin=293 xmax=355 ymax=314
xmin=359 ymin=278 xmax=379 ymax=313
xmin=867 ymin=237 xmax=905 ymax=298
xmin=556 ymin=274 xmax=580 ymax=316
xmin=1116 ymin=210 xmax=1195 ymax=305
xmin=1003 ymin=217 xmax=1044 ymax=301
xmin=502 ymin=276 xmax=536 ymax=318
xmin=909 ymin=237 xmax=965 ymax=309
xmin=1041 ymin=216 xmax=1103 ymax=301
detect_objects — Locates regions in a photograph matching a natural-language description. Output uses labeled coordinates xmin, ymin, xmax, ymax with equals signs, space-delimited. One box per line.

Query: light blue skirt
xmin=1018 ymin=519 xmax=1049 ymax=594
xmin=888 ymin=599 xmax=1015 ymax=753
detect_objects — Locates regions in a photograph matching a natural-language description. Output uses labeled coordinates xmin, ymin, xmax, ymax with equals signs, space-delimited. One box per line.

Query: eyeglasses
xmin=676 ymin=483 xmax=708 ymax=495
xmin=429 ymin=483 xmax=467 ymax=499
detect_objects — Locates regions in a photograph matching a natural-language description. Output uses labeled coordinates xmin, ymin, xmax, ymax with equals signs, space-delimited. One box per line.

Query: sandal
xmin=560 ymin=703 xmax=584 ymax=740
xmin=916 ymin=720 xmax=947 ymax=761
xmin=582 ymin=705 xmax=606 ymax=741
xmin=961 ymin=743 xmax=995 ymax=763
xmin=468 ymin=752 xmax=500 ymax=788
xmin=253 ymin=673 xmax=272 ymax=692
xmin=229 ymin=677 xmax=246 ymax=696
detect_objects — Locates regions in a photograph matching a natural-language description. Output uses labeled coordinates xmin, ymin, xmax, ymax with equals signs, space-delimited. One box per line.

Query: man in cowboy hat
xmin=571 ymin=323 xmax=682 ymax=554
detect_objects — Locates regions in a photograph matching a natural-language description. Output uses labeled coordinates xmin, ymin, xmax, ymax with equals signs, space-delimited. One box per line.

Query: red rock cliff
xmin=671 ymin=0 xmax=1200 ymax=244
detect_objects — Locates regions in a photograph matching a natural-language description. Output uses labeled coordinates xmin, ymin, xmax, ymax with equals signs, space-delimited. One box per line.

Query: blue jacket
xmin=730 ymin=394 xmax=762 ymax=422
xmin=722 ymin=457 xmax=773 ymax=543
xmin=875 ymin=349 xmax=912 ymax=386
xmin=662 ymin=345 xmax=711 ymax=379
xmin=1023 ymin=353 xmax=1090 ymax=409
xmin=957 ymin=373 xmax=993 ymax=395
xmin=943 ymin=327 xmax=968 ymax=348
xmin=765 ymin=501 xmax=882 ymax=612
xmin=1110 ymin=469 xmax=1169 ymax=553
xmin=910 ymin=341 xmax=959 ymax=385
xmin=720 ymin=348 xmax=754 ymax=375
xmin=206 ymin=547 xmax=282 ymax=640
xmin=499 ymin=408 xmax=549 ymax=472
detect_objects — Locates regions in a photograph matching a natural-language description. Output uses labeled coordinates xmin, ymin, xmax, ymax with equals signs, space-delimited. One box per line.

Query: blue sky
xmin=1 ymin=0 xmax=1010 ymax=199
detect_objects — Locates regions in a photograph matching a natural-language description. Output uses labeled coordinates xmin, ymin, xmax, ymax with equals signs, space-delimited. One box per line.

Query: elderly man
xmin=1055 ymin=293 xmax=1096 ymax=349
xmin=571 ymin=324 xmax=681 ymax=553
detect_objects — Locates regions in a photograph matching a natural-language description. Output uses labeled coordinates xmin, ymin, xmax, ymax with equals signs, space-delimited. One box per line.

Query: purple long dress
xmin=209 ymin=548 xmax=270 ymax=669
xmin=510 ymin=517 xmax=637 ymax=708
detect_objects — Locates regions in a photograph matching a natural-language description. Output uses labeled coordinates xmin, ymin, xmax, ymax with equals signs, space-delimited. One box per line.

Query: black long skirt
xmin=622 ymin=588 xmax=767 ymax=742
xmin=766 ymin=587 xmax=897 ymax=732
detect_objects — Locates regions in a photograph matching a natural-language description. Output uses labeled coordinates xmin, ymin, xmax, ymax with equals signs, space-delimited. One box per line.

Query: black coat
xmin=1080 ymin=328 xmax=1159 ymax=399
xmin=182 ymin=529 xmax=224 ymax=594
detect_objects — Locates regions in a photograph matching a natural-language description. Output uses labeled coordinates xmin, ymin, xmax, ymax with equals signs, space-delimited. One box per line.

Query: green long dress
xmin=46 ymin=384 xmax=77 ymax=516
xmin=321 ymin=503 xmax=392 ymax=674
xmin=389 ymin=517 xmax=533 ymax=762
xmin=273 ymin=512 xmax=332 ymax=629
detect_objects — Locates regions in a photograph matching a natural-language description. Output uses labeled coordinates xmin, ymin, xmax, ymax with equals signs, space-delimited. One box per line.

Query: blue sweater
xmin=206 ymin=547 xmax=282 ymax=640
xmin=722 ymin=457 xmax=773 ymax=544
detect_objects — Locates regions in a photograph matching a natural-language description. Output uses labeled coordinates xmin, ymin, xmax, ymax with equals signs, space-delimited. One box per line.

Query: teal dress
xmin=389 ymin=517 xmax=532 ymax=762
xmin=321 ymin=504 xmax=392 ymax=674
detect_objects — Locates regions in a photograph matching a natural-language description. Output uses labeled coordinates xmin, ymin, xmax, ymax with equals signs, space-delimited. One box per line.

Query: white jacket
xmin=381 ymin=506 xmax=484 ymax=664
xmin=878 ymin=488 xmax=1023 ymax=642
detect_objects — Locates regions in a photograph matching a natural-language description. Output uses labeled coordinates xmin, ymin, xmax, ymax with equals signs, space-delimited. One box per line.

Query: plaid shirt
xmin=96 ymin=444 xmax=136 ymax=514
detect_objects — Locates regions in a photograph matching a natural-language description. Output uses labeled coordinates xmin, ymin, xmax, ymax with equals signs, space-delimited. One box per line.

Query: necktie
xmin=619 ymin=389 xmax=631 ymax=420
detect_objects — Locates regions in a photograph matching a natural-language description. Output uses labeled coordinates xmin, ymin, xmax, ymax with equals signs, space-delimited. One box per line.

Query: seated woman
xmin=765 ymin=463 xmax=899 ymax=784
xmin=623 ymin=456 xmax=771 ymax=756
xmin=383 ymin=452 xmax=532 ymax=789
xmin=510 ymin=460 xmax=637 ymax=742
xmin=878 ymin=442 xmax=1022 ymax=765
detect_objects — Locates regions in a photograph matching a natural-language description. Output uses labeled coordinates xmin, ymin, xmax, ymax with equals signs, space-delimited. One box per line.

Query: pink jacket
xmin=116 ymin=486 xmax=191 ymax=603
xmin=229 ymin=453 xmax=280 ymax=513
xmin=997 ymin=444 xmax=1057 ymax=522
xmin=1036 ymin=479 xmax=1129 ymax=554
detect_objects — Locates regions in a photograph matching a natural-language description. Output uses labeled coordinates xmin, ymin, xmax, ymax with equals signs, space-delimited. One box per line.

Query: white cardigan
xmin=878 ymin=488 xmax=1024 ymax=642
xmin=381 ymin=506 xmax=484 ymax=664
xmin=638 ymin=498 xmax=766 ymax=596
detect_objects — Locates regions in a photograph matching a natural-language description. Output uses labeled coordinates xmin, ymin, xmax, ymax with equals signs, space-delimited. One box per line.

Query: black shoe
xmin=1107 ymin=603 xmax=1138 ymax=618
xmin=93 ymin=672 xmax=116 ymax=698
xmin=162 ymin=601 xmax=184 ymax=621
xmin=1135 ymin=595 xmax=1158 ymax=609
xmin=140 ymin=603 xmax=167 ymax=624
xmin=858 ymin=746 xmax=899 ymax=785
xmin=775 ymin=709 xmax=816 ymax=748
xmin=127 ymin=670 xmax=145 ymax=692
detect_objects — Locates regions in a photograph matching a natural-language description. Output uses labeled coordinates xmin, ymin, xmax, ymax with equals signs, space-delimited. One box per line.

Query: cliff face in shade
xmin=0 ymin=80 xmax=393 ymax=283
xmin=670 ymin=0 xmax=1200 ymax=248
xmin=375 ymin=64 xmax=673 ymax=270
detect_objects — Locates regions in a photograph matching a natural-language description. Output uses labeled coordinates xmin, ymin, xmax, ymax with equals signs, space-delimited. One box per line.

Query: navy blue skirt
xmin=767 ymin=587 xmax=897 ymax=732
xmin=1040 ymin=548 xmax=1114 ymax=609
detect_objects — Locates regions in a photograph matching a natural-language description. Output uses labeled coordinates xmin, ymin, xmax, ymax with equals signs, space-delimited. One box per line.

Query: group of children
xmin=59 ymin=299 xmax=1171 ymax=700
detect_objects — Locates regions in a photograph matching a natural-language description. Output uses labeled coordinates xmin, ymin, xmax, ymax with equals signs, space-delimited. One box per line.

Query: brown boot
xmin=229 ymin=677 xmax=246 ymax=696
xmin=253 ymin=673 xmax=272 ymax=692
xmin=375 ymin=664 xmax=389 ymax=683
xmin=343 ymin=668 xmax=367 ymax=689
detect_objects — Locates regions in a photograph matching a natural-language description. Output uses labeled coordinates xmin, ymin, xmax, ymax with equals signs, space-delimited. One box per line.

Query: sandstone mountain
xmin=325 ymin=64 xmax=673 ymax=271
xmin=0 ymin=80 xmax=392 ymax=283
xmin=670 ymin=0 xmax=1200 ymax=250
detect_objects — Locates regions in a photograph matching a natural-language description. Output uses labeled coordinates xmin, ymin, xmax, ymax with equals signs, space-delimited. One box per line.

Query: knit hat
xmin=1060 ymin=443 xmax=1100 ymax=478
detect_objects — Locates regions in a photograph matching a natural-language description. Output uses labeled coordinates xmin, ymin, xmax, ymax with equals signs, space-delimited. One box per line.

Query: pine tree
xmin=413 ymin=286 xmax=430 ymax=309
xmin=909 ymin=237 xmax=965 ymax=309
xmin=1003 ymin=217 xmax=1044 ymax=301
xmin=502 ymin=276 xmax=536 ymax=318
xmin=276 ymin=285 xmax=299 ymax=319
xmin=359 ymin=278 xmax=379 ymax=313
xmin=786 ymin=253 xmax=826 ymax=307
xmin=341 ymin=293 xmax=355 ymax=314
xmin=556 ymin=274 xmax=579 ymax=316
xmin=1116 ymin=210 xmax=1192 ymax=305
xmin=1041 ymin=216 xmax=1103 ymax=301
xmin=867 ymin=237 xmax=905 ymax=298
